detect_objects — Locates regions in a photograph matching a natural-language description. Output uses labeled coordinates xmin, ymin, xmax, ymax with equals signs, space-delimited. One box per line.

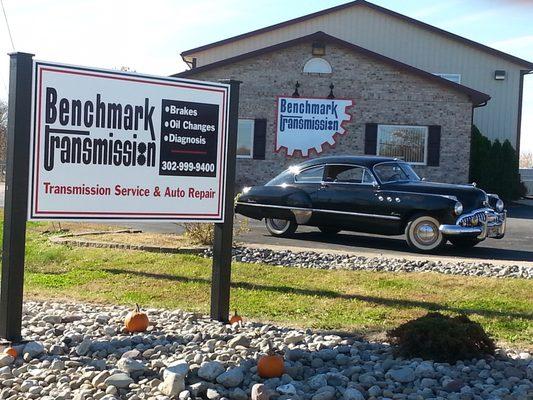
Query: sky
xmin=0 ymin=0 xmax=532 ymax=152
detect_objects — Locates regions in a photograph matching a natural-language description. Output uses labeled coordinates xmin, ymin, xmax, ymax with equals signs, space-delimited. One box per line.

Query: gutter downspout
xmin=469 ymin=100 xmax=489 ymax=182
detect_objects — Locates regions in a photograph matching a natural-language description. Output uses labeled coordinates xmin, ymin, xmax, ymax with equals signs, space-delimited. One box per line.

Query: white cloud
xmin=490 ymin=35 xmax=533 ymax=51
xmin=437 ymin=8 xmax=500 ymax=29
xmin=0 ymin=0 xmax=245 ymax=98
xmin=409 ymin=1 xmax=461 ymax=19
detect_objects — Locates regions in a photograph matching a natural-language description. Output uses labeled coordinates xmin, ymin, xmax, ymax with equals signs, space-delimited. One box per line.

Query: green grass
xmin=1 ymin=217 xmax=532 ymax=348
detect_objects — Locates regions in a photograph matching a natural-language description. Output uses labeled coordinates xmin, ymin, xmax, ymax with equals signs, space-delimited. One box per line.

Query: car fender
xmin=235 ymin=185 xmax=313 ymax=223
xmin=378 ymin=190 xmax=458 ymax=225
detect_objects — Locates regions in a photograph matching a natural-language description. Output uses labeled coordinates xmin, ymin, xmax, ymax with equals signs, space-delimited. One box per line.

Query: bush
xmin=181 ymin=218 xmax=251 ymax=246
xmin=182 ymin=223 xmax=214 ymax=245
xmin=387 ymin=312 xmax=495 ymax=363
xmin=469 ymin=126 xmax=523 ymax=200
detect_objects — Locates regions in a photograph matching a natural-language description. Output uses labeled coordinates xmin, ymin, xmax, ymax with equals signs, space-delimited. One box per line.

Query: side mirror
xmin=372 ymin=181 xmax=380 ymax=190
xmin=421 ymin=177 xmax=426 ymax=181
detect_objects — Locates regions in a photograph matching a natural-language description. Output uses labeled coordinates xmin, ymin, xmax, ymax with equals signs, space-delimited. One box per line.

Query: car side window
xmin=325 ymin=165 xmax=377 ymax=184
xmin=294 ymin=166 xmax=324 ymax=183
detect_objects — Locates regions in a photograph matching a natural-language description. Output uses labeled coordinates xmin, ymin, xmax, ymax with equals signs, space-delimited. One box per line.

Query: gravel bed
xmin=0 ymin=301 xmax=531 ymax=400
xmin=203 ymin=247 xmax=533 ymax=280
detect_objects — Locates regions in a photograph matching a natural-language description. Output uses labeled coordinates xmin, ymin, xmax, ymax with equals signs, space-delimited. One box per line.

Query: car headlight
xmin=495 ymin=199 xmax=504 ymax=212
xmin=454 ymin=201 xmax=463 ymax=216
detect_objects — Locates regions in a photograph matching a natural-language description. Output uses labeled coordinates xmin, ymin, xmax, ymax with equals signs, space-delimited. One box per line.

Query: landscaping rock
xmin=216 ymin=367 xmax=244 ymax=387
xmin=22 ymin=341 xmax=44 ymax=358
xmin=198 ymin=361 xmax=225 ymax=381
xmin=388 ymin=367 xmax=415 ymax=383
xmin=0 ymin=300 xmax=530 ymax=400
xmin=104 ymin=373 xmax=133 ymax=389
xmin=209 ymin=246 xmax=533 ymax=279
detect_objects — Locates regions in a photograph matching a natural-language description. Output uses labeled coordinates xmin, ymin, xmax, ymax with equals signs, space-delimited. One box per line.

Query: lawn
xmin=2 ymin=218 xmax=532 ymax=349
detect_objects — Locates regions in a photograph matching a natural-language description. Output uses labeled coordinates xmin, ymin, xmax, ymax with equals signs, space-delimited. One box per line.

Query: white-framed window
xmin=377 ymin=125 xmax=428 ymax=165
xmin=303 ymin=57 xmax=332 ymax=74
xmin=433 ymin=73 xmax=461 ymax=84
xmin=237 ymin=119 xmax=254 ymax=158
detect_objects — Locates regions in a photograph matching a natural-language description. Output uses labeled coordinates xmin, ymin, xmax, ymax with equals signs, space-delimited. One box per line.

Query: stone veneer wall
xmin=184 ymin=41 xmax=474 ymax=187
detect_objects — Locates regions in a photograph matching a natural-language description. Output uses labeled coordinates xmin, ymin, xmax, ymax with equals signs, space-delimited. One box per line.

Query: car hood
xmin=382 ymin=181 xmax=487 ymax=212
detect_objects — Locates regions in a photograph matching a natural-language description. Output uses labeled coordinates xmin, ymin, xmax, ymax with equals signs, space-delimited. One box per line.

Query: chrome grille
xmin=459 ymin=211 xmax=486 ymax=227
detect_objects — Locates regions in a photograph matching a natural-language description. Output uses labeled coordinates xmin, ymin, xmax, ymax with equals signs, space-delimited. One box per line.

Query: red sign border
xmin=30 ymin=62 xmax=229 ymax=221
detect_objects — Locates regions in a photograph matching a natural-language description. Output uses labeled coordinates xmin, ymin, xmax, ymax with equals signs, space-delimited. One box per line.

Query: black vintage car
xmin=235 ymin=156 xmax=506 ymax=253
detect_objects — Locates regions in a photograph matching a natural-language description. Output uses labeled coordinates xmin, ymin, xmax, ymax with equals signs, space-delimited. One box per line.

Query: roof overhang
xmin=174 ymin=31 xmax=491 ymax=107
xmin=180 ymin=0 xmax=533 ymax=70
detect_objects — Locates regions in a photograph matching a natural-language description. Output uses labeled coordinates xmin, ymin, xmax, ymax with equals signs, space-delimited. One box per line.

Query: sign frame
xmin=0 ymin=53 xmax=240 ymax=342
xmin=28 ymin=60 xmax=231 ymax=222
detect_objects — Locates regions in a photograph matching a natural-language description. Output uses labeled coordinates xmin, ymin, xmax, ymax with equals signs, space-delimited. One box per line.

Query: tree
xmin=469 ymin=125 xmax=524 ymax=200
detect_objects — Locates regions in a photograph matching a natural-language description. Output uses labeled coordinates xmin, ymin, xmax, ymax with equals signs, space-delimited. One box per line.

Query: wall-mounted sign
xmin=29 ymin=61 xmax=230 ymax=221
xmin=275 ymin=96 xmax=354 ymax=156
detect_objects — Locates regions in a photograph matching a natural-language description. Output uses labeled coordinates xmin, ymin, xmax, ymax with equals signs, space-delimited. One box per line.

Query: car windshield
xmin=373 ymin=162 xmax=420 ymax=183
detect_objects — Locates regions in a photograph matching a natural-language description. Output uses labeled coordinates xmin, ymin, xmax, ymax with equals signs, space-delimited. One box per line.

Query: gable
xmin=176 ymin=32 xmax=490 ymax=106
xmin=181 ymin=1 xmax=533 ymax=71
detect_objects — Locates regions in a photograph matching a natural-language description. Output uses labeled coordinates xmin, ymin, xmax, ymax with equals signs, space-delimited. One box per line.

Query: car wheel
xmin=405 ymin=215 xmax=446 ymax=253
xmin=449 ymin=238 xmax=482 ymax=248
xmin=318 ymin=226 xmax=341 ymax=235
xmin=265 ymin=218 xmax=297 ymax=237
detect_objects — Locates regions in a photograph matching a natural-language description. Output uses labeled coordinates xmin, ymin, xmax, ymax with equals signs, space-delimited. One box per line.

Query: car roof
xmin=296 ymin=155 xmax=398 ymax=169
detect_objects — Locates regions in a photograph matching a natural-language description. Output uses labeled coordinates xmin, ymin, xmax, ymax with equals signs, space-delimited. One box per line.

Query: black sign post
xmin=0 ymin=55 xmax=239 ymax=339
xmin=210 ymin=80 xmax=240 ymax=322
xmin=0 ymin=52 xmax=34 ymax=343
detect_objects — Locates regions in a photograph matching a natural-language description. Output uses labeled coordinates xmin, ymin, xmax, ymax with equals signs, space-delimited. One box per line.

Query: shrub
xmin=469 ymin=126 xmax=523 ymax=200
xmin=387 ymin=312 xmax=495 ymax=363
xmin=182 ymin=223 xmax=214 ymax=245
xmin=182 ymin=218 xmax=251 ymax=246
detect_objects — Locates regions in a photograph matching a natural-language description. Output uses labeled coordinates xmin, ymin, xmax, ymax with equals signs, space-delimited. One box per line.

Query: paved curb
xmin=49 ymin=230 xmax=208 ymax=255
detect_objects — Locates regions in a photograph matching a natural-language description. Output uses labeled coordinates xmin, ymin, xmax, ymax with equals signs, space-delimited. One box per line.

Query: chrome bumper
xmin=439 ymin=208 xmax=506 ymax=240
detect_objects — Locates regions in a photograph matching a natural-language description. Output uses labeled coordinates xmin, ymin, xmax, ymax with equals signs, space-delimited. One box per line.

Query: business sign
xmin=275 ymin=96 xmax=354 ymax=156
xmin=29 ymin=61 xmax=230 ymax=221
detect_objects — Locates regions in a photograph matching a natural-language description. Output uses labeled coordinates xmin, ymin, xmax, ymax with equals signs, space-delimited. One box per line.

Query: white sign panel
xmin=275 ymin=96 xmax=354 ymax=156
xmin=29 ymin=61 xmax=230 ymax=221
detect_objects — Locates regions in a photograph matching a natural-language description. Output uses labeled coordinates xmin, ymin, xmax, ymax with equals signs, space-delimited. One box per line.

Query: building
xmin=175 ymin=0 xmax=533 ymax=186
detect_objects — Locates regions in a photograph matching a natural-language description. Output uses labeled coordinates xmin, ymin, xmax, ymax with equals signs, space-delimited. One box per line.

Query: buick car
xmin=235 ymin=156 xmax=506 ymax=253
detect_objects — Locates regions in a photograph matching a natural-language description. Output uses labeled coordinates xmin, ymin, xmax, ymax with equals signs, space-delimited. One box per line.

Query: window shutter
xmin=364 ymin=123 xmax=378 ymax=155
xmin=253 ymin=119 xmax=267 ymax=160
xmin=427 ymin=125 xmax=441 ymax=166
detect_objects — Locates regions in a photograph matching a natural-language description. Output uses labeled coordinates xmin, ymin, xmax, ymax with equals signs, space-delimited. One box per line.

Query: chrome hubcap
xmin=415 ymin=222 xmax=438 ymax=244
xmin=270 ymin=219 xmax=289 ymax=231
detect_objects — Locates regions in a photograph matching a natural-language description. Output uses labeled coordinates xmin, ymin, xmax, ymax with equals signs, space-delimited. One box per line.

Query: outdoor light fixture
xmin=494 ymin=70 xmax=506 ymax=80
xmin=292 ymin=81 xmax=301 ymax=97
xmin=327 ymin=83 xmax=335 ymax=99
xmin=312 ymin=41 xmax=326 ymax=56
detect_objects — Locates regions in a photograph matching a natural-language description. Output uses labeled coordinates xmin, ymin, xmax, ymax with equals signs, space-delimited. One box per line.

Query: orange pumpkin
xmin=257 ymin=352 xmax=284 ymax=378
xmin=229 ymin=309 xmax=243 ymax=325
xmin=124 ymin=303 xmax=149 ymax=333
xmin=4 ymin=347 xmax=17 ymax=358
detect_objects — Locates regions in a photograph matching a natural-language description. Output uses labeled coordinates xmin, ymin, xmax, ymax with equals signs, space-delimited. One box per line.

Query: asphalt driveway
xmin=1 ymin=182 xmax=531 ymax=264
xmin=231 ymin=203 xmax=533 ymax=264
xmin=126 ymin=203 xmax=533 ymax=264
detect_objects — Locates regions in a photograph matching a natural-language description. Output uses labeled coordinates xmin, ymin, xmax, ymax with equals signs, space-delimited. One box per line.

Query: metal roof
xmin=181 ymin=0 xmax=533 ymax=70
xmin=175 ymin=31 xmax=491 ymax=106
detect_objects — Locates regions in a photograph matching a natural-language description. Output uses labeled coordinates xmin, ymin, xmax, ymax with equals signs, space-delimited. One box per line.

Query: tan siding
xmin=185 ymin=5 xmax=527 ymax=146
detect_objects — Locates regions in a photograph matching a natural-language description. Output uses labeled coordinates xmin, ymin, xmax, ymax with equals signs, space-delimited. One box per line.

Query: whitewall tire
xmin=265 ymin=218 xmax=297 ymax=237
xmin=405 ymin=215 xmax=446 ymax=253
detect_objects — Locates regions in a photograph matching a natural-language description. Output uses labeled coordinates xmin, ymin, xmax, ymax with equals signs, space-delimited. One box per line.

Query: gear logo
xmin=275 ymin=96 xmax=354 ymax=157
